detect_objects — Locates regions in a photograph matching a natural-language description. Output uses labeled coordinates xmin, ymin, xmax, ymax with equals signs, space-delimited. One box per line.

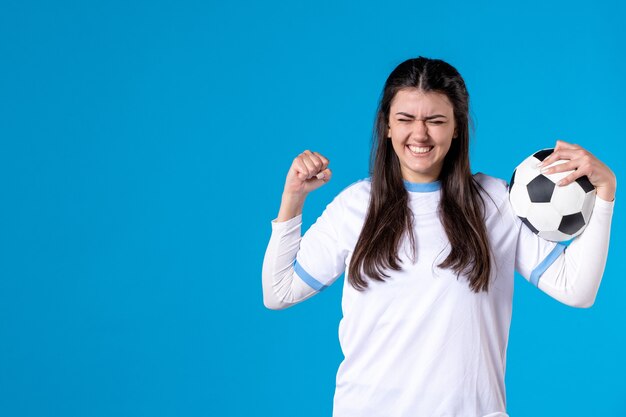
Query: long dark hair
xmin=347 ymin=56 xmax=495 ymax=293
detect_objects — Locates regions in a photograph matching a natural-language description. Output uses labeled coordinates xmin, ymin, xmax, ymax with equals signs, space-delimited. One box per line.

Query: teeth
xmin=408 ymin=145 xmax=433 ymax=153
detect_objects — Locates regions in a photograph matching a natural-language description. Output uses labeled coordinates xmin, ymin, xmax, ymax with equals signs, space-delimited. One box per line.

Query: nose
xmin=412 ymin=120 xmax=429 ymax=140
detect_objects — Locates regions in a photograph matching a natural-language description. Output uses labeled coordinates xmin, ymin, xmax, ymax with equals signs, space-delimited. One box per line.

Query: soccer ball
xmin=508 ymin=148 xmax=596 ymax=242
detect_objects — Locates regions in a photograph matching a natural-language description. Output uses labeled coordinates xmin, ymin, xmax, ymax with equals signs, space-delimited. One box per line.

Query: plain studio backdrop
xmin=1 ymin=0 xmax=624 ymax=416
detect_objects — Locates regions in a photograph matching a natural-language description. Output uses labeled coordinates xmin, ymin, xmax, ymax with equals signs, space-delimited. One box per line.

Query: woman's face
xmin=387 ymin=88 xmax=457 ymax=183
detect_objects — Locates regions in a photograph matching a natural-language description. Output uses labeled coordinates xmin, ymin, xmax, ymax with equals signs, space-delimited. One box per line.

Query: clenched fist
xmin=283 ymin=150 xmax=332 ymax=197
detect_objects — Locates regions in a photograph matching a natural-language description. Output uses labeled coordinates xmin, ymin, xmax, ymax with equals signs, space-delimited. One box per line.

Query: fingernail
xmin=540 ymin=167 xmax=549 ymax=173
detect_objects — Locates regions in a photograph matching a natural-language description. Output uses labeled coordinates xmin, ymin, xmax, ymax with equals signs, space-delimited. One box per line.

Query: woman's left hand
xmin=537 ymin=139 xmax=617 ymax=202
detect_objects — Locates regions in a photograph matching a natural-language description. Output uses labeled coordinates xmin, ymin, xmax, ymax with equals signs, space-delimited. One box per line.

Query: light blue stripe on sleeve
xmin=294 ymin=259 xmax=328 ymax=292
xmin=529 ymin=243 xmax=567 ymax=287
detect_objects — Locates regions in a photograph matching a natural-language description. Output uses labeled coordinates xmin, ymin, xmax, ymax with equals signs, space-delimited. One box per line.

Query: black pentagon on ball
xmin=575 ymin=175 xmax=595 ymax=193
xmin=533 ymin=148 xmax=554 ymax=161
xmin=558 ymin=212 xmax=585 ymax=235
xmin=521 ymin=217 xmax=539 ymax=234
xmin=527 ymin=175 xmax=555 ymax=203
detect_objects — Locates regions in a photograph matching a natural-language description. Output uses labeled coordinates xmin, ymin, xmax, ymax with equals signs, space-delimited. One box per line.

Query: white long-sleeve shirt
xmin=261 ymin=172 xmax=615 ymax=417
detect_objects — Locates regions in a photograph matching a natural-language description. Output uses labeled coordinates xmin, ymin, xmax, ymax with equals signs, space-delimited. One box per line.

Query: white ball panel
xmin=509 ymin=184 xmax=533 ymax=218
xmin=526 ymin=203 xmax=562 ymax=231
xmin=581 ymin=192 xmax=596 ymax=224
xmin=551 ymin=182 xmax=586 ymax=215
xmin=514 ymin=157 xmax=542 ymax=185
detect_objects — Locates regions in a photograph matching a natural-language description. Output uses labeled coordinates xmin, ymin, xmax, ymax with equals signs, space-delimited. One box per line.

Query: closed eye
xmin=398 ymin=119 xmax=444 ymax=124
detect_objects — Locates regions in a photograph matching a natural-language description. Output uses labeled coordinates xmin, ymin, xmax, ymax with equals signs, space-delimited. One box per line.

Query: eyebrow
xmin=395 ymin=112 xmax=448 ymax=120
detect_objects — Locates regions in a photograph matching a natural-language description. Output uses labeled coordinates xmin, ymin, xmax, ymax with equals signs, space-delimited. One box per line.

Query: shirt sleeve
xmin=534 ymin=195 xmax=615 ymax=307
xmin=512 ymin=207 xmax=568 ymax=287
xmin=262 ymin=192 xmax=349 ymax=310
xmin=510 ymin=190 xmax=615 ymax=307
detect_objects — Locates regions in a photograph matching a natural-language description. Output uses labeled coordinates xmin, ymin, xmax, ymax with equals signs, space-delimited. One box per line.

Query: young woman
xmin=261 ymin=56 xmax=616 ymax=417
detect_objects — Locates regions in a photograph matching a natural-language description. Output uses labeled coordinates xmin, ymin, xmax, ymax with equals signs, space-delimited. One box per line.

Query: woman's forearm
xmin=537 ymin=195 xmax=615 ymax=307
xmin=276 ymin=192 xmax=307 ymax=222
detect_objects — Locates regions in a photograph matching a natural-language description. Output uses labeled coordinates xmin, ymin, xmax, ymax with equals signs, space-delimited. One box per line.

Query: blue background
xmin=1 ymin=0 xmax=624 ymax=415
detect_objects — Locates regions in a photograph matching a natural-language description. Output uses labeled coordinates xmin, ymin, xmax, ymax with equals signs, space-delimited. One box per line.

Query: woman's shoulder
xmin=472 ymin=172 xmax=511 ymax=206
xmin=324 ymin=177 xmax=372 ymax=213
xmin=336 ymin=176 xmax=372 ymax=199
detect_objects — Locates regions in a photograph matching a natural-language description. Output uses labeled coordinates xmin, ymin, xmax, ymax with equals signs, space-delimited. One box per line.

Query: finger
xmin=300 ymin=153 xmax=324 ymax=177
xmin=315 ymin=167 xmax=332 ymax=181
xmin=312 ymin=151 xmax=329 ymax=170
xmin=537 ymin=149 xmax=559 ymax=168
xmin=540 ymin=159 xmax=577 ymax=175
xmin=556 ymin=169 xmax=586 ymax=187
xmin=554 ymin=139 xmax=581 ymax=150
xmin=293 ymin=156 xmax=311 ymax=180
xmin=539 ymin=148 xmax=584 ymax=168
xmin=307 ymin=152 xmax=326 ymax=172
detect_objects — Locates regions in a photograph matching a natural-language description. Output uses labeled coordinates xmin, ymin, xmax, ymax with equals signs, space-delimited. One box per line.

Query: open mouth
xmin=407 ymin=145 xmax=434 ymax=156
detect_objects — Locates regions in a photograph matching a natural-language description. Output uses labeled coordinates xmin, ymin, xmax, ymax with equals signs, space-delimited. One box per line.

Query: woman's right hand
xmin=283 ymin=150 xmax=332 ymax=197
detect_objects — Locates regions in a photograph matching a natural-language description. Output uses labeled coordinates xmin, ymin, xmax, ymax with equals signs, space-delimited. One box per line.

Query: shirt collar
xmin=402 ymin=179 xmax=441 ymax=192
